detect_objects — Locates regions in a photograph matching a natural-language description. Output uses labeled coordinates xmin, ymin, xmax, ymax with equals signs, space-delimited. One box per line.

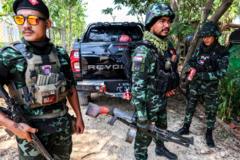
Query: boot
xmin=176 ymin=123 xmax=190 ymax=135
xmin=155 ymin=144 xmax=177 ymax=160
xmin=205 ymin=129 xmax=215 ymax=147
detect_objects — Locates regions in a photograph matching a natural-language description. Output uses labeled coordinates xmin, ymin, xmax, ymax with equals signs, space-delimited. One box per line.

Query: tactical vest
xmin=9 ymin=43 xmax=68 ymax=108
xmin=131 ymin=41 xmax=179 ymax=95
xmin=140 ymin=41 xmax=179 ymax=93
xmin=194 ymin=49 xmax=221 ymax=72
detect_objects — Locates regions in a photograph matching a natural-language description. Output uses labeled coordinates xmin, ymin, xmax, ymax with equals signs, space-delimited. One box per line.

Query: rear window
xmin=85 ymin=25 xmax=143 ymax=42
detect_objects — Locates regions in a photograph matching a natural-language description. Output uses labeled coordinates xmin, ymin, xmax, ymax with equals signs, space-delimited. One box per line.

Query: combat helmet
xmin=145 ymin=3 xmax=175 ymax=30
xmin=199 ymin=21 xmax=221 ymax=38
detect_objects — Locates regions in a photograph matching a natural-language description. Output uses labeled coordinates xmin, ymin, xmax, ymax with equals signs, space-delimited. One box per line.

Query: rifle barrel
xmin=32 ymin=134 xmax=54 ymax=160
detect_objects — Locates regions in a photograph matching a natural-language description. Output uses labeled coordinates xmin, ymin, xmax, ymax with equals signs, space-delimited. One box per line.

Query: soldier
xmin=0 ymin=0 xmax=84 ymax=159
xmin=177 ymin=21 xmax=229 ymax=147
xmin=131 ymin=3 xmax=179 ymax=160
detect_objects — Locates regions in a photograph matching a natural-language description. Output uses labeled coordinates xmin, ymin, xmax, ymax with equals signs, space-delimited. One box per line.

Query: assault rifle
xmin=86 ymin=103 xmax=194 ymax=147
xmin=0 ymin=85 xmax=54 ymax=160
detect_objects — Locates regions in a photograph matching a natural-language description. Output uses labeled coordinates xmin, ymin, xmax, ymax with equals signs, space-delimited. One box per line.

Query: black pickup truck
xmin=70 ymin=22 xmax=144 ymax=105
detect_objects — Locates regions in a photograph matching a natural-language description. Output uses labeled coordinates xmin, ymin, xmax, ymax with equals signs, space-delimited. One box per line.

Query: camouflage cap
xmin=199 ymin=21 xmax=221 ymax=38
xmin=145 ymin=3 xmax=175 ymax=30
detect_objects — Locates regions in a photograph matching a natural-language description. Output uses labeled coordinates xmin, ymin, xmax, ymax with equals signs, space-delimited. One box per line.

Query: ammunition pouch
xmin=31 ymin=80 xmax=68 ymax=108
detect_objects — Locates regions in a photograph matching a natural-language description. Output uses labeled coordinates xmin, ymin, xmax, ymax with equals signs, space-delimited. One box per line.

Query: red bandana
xmin=28 ymin=0 xmax=39 ymax=6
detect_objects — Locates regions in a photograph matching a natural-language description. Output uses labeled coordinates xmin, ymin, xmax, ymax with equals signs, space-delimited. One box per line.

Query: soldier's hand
xmin=10 ymin=122 xmax=38 ymax=142
xmin=171 ymin=54 xmax=177 ymax=63
xmin=75 ymin=117 xmax=85 ymax=134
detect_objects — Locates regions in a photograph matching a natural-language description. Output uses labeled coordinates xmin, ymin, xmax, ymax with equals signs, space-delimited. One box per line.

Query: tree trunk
xmin=210 ymin=0 xmax=234 ymax=23
xmin=222 ymin=23 xmax=240 ymax=30
xmin=170 ymin=0 xmax=182 ymax=58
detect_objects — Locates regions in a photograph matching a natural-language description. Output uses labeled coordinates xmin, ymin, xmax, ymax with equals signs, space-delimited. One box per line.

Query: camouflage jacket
xmin=0 ymin=39 xmax=75 ymax=117
xmin=130 ymin=31 xmax=178 ymax=121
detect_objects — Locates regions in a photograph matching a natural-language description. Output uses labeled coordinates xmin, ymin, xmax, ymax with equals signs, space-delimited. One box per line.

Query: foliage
xmin=104 ymin=0 xmax=240 ymax=39
xmin=218 ymin=45 xmax=240 ymax=121
xmin=218 ymin=77 xmax=240 ymax=121
xmin=44 ymin=0 xmax=86 ymax=49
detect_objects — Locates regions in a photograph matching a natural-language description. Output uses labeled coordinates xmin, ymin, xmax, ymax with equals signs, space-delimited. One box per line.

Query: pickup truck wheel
xmin=78 ymin=92 xmax=89 ymax=106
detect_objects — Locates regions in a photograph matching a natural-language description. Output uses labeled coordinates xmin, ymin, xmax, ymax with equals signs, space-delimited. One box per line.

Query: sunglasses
xmin=13 ymin=15 xmax=46 ymax=26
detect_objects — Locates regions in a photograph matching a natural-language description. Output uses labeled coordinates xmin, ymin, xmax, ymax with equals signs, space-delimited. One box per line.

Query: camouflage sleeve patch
xmin=132 ymin=55 xmax=145 ymax=72
xmin=131 ymin=46 xmax=149 ymax=73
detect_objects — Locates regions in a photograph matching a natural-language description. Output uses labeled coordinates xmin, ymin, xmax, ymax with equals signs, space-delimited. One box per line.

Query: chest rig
xmin=140 ymin=41 xmax=173 ymax=72
xmin=194 ymin=49 xmax=219 ymax=72
xmin=138 ymin=41 xmax=175 ymax=94
xmin=10 ymin=43 xmax=68 ymax=108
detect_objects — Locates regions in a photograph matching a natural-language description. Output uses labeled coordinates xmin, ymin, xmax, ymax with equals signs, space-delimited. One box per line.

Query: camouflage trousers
xmin=183 ymin=84 xmax=219 ymax=129
xmin=17 ymin=115 xmax=73 ymax=160
xmin=134 ymin=100 xmax=167 ymax=160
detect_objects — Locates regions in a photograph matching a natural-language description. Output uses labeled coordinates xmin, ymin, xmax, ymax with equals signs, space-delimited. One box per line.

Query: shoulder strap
xmin=53 ymin=46 xmax=67 ymax=60
xmin=10 ymin=42 xmax=33 ymax=59
xmin=137 ymin=40 xmax=164 ymax=60
xmin=136 ymin=40 xmax=158 ymax=52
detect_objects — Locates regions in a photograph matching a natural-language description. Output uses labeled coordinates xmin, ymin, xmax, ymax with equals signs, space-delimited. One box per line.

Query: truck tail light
xmin=123 ymin=90 xmax=132 ymax=101
xmin=99 ymin=84 xmax=106 ymax=93
xmin=70 ymin=49 xmax=80 ymax=72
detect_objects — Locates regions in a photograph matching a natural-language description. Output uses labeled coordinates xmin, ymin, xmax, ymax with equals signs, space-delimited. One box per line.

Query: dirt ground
xmin=1 ymin=93 xmax=240 ymax=160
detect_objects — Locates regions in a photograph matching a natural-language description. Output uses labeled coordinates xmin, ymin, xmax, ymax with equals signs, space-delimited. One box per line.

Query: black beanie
xmin=13 ymin=0 xmax=49 ymax=19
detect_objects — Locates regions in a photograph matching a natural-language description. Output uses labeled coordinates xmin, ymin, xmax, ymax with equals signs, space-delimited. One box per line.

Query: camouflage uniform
xmin=131 ymin=3 xmax=178 ymax=160
xmin=182 ymin=22 xmax=228 ymax=130
xmin=0 ymin=39 xmax=75 ymax=160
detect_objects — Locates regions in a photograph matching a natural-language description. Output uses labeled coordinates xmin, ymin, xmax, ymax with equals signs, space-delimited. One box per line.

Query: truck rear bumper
xmin=76 ymin=79 xmax=131 ymax=100
xmin=76 ymin=80 xmax=105 ymax=92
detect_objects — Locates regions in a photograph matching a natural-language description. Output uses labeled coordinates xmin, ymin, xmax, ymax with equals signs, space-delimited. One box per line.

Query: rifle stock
xmin=0 ymin=85 xmax=54 ymax=160
xmin=87 ymin=102 xmax=194 ymax=147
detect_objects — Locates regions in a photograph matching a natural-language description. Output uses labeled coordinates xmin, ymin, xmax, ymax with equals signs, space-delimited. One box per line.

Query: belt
xmin=28 ymin=108 xmax=67 ymax=120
